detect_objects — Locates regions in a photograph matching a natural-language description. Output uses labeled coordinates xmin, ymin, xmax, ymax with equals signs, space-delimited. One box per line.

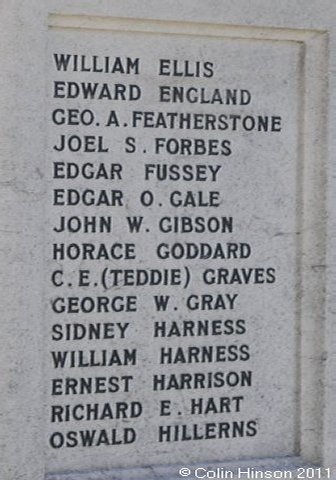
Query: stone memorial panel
xmin=0 ymin=2 xmax=336 ymax=480
xmin=46 ymin=22 xmax=301 ymax=472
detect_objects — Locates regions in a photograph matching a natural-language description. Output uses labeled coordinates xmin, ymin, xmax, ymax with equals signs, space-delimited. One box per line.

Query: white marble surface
xmin=0 ymin=2 xmax=335 ymax=480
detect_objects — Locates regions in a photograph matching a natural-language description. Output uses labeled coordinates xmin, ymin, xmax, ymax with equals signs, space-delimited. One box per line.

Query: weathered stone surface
xmin=0 ymin=2 xmax=335 ymax=480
